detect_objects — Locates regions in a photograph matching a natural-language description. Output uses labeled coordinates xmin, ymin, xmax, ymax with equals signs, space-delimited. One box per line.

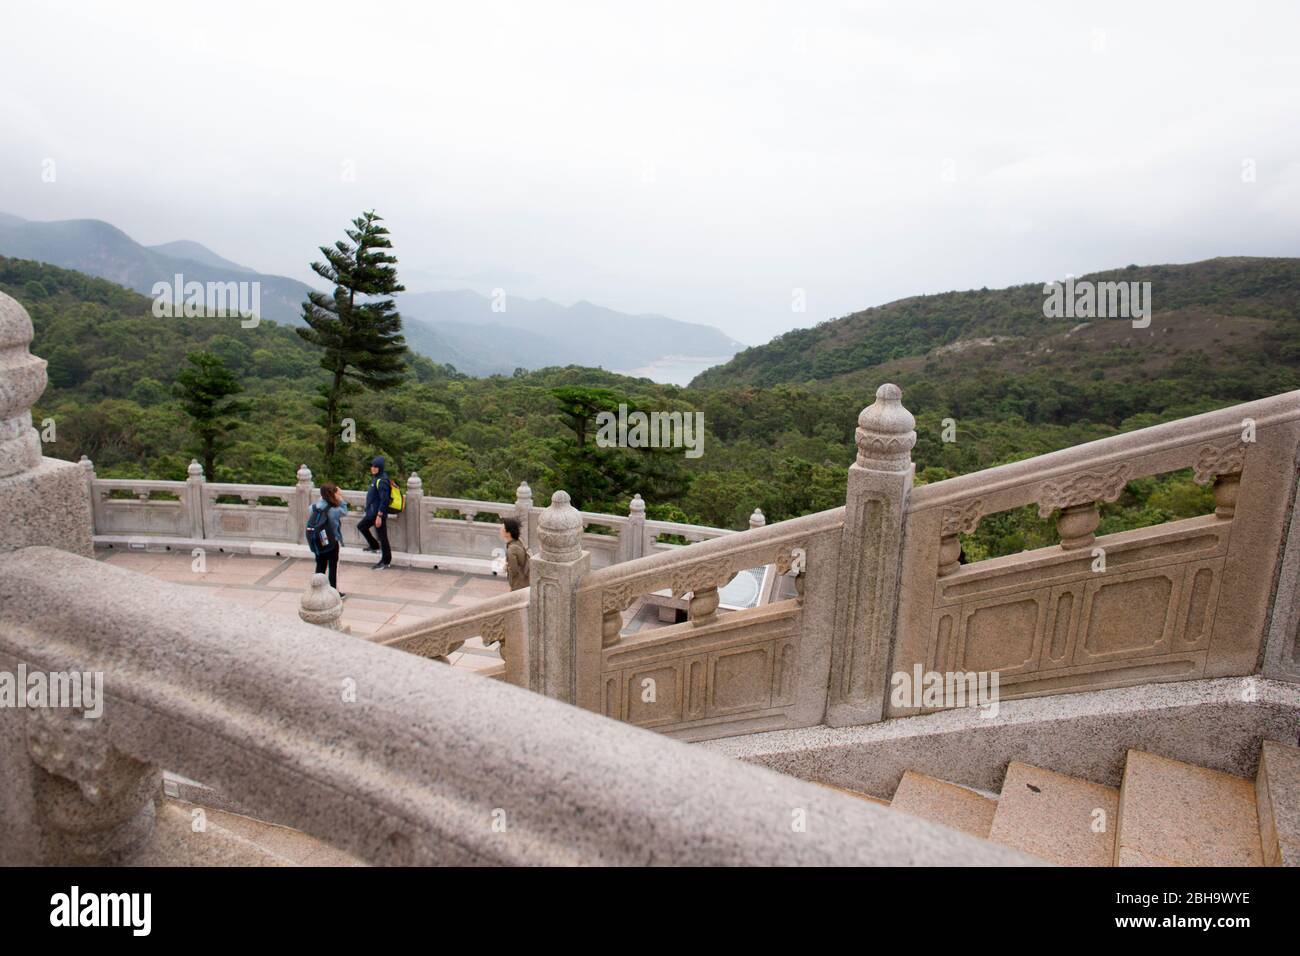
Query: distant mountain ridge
xmin=691 ymin=256 xmax=1300 ymax=390
xmin=0 ymin=213 xmax=743 ymax=379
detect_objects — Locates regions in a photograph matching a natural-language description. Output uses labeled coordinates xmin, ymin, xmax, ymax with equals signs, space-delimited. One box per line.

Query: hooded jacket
xmin=364 ymin=456 xmax=392 ymax=520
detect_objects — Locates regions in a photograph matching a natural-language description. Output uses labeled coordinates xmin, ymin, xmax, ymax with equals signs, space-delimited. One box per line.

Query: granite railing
xmin=81 ymin=460 xmax=733 ymax=571
xmin=422 ymin=384 xmax=1299 ymax=741
xmin=891 ymin=389 xmax=1300 ymax=715
xmin=0 ymin=546 xmax=1030 ymax=866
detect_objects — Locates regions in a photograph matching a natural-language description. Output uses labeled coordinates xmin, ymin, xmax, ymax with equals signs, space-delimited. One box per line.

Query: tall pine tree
xmin=297 ymin=211 xmax=407 ymax=478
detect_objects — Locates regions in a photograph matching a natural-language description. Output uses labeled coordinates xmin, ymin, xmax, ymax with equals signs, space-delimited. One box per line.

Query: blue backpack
xmin=305 ymin=504 xmax=337 ymax=554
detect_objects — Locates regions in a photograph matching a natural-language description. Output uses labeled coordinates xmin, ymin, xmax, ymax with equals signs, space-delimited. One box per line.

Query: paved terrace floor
xmin=95 ymin=548 xmax=510 ymax=674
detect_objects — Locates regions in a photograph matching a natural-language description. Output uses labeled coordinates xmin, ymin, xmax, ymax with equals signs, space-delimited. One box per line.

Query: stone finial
xmin=854 ymin=384 xmax=916 ymax=472
xmin=299 ymin=573 xmax=344 ymax=630
xmin=188 ymin=459 xmax=205 ymax=480
xmin=79 ymin=455 xmax=95 ymax=477
xmin=749 ymin=507 xmax=765 ymax=529
xmin=0 ymin=292 xmax=48 ymax=480
xmin=629 ymin=493 xmax=645 ymax=517
xmin=538 ymin=490 xmax=584 ymax=562
xmin=407 ymin=472 xmax=423 ymax=493
xmin=296 ymin=463 xmax=312 ymax=484
xmin=512 ymin=478 xmax=533 ymax=515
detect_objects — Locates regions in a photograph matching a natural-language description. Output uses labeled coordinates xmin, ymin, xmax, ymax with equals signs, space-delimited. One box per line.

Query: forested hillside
xmin=7 ymin=254 xmax=1298 ymax=561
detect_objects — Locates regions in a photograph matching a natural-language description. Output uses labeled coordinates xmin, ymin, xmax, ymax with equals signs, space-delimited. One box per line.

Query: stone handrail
xmin=0 ymin=546 xmax=1029 ymax=866
xmin=377 ymin=588 xmax=529 ymax=685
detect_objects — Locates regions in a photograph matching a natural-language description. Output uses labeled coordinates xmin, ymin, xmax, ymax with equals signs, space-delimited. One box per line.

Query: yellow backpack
xmin=384 ymin=478 xmax=404 ymax=514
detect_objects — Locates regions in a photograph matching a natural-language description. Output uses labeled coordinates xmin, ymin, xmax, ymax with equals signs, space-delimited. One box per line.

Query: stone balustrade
xmin=82 ymin=461 xmax=733 ymax=573
xmin=0 ymin=546 xmax=1029 ymax=866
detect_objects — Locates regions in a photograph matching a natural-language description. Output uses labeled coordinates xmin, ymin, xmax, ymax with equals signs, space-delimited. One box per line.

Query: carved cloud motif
xmin=1036 ymin=464 xmax=1129 ymax=518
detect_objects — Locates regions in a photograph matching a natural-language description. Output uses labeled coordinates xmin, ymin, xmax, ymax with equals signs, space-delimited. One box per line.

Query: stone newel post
xmin=827 ymin=383 xmax=915 ymax=727
xmin=514 ymin=480 xmax=534 ymax=549
xmin=527 ymin=491 xmax=591 ymax=703
xmin=300 ymin=573 xmax=346 ymax=631
xmin=292 ymin=463 xmax=313 ymax=539
xmin=749 ymin=508 xmax=766 ymax=530
xmin=404 ymin=472 xmax=424 ymax=554
xmin=187 ymin=459 xmax=207 ymax=539
xmin=624 ymin=493 xmax=647 ymax=562
xmin=0 ymin=291 xmax=91 ymax=556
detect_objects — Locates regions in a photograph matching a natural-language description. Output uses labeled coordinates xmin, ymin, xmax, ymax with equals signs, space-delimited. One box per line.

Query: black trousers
xmin=358 ymin=514 xmax=391 ymax=563
xmin=314 ymin=547 xmax=339 ymax=589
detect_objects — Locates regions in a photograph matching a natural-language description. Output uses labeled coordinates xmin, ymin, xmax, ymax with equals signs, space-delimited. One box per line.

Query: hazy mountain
xmin=0 ymin=213 xmax=743 ymax=380
xmin=0 ymin=214 xmax=311 ymax=324
xmin=147 ymin=239 xmax=256 ymax=274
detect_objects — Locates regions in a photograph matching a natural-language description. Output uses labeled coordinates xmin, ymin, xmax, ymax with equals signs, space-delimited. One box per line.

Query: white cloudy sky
xmin=2 ymin=0 xmax=1298 ymax=343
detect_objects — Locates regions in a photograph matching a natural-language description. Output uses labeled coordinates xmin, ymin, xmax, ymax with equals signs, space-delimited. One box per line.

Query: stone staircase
xmin=824 ymin=739 xmax=1300 ymax=866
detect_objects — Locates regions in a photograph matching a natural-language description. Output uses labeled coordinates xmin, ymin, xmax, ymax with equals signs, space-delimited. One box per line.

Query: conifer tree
xmin=297 ymin=210 xmax=407 ymax=478
xmin=173 ymin=351 xmax=247 ymax=479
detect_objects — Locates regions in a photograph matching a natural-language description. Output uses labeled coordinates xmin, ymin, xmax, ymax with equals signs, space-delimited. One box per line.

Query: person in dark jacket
xmin=358 ymin=456 xmax=393 ymax=570
xmin=308 ymin=482 xmax=349 ymax=593
xmin=500 ymin=517 xmax=530 ymax=590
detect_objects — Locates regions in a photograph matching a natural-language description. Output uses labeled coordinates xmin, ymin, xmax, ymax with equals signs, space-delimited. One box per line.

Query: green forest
xmin=6 ymin=251 xmax=1298 ymax=561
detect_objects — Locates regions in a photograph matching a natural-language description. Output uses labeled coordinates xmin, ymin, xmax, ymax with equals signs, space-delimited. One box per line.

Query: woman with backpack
xmin=307 ymin=482 xmax=349 ymax=596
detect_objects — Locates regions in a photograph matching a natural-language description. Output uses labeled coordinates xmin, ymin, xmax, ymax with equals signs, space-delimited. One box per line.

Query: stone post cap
xmin=749 ymin=507 xmax=765 ymax=528
xmin=855 ymin=383 xmax=916 ymax=472
xmin=299 ymin=573 xmax=343 ymax=628
xmin=538 ymin=490 xmax=584 ymax=561
xmin=296 ymin=463 xmax=312 ymax=484
xmin=79 ymin=454 xmax=95 ymax=472
xmin=0 ymin=291 xmax=47 ymax=479
xmin=515 ymin=479 xmax=532 ymax=500
xmin=407 ymin=471 xmax=423 ymax=490
xmin=188 ymin=459 xmax=205 ymax=479
xmin=629 ymin=493 xmax=645 ymax=516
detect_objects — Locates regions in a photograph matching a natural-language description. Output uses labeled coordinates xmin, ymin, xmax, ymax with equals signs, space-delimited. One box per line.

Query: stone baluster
xmin=1056 ymin=503 xmax=1099 ymax=550
xmin=688 ymin=585 xmax=721 ymax=625
xmin=624 ymin=493 xmax=646 ymax=562
xmin=0 ymin=291 xmax=91 ymax=556
xmin=299 ymin=572 xmax=346 ymax=631
xmin=527 ymin=491 xmax=591 ymax=703
xmin=405 ymin=472 xmax=424 ymax=554
xmin=187 ymin=459 xmax=208 ymax=539
xmin=749 ymin=507 xmax=765 ymax=530
xmin=827 ymin=383 xmax=915 ymax=727
xmin=1037 ymin=464 xmax=1129 ymax=551
xmin=1210 ymin=474 xmax=1239 ymax=519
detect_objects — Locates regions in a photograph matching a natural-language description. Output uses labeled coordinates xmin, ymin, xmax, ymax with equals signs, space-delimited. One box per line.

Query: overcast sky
xmin=2 ymin=0 xmax=1297 ymax=344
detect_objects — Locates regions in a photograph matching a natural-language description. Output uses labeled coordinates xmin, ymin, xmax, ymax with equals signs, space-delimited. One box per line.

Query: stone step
xmin=988 ymin=761 xmax=1119 ymax=866
xmin=890 ymin=770 xmax=997 ymax=838
xmin=812 ymin=780 xmax=891 ymax=807
xmin=1256 ymin=739 xmax=1300 ymax=867
xmin=1115 ymin=749 xmax=1263 ymax=866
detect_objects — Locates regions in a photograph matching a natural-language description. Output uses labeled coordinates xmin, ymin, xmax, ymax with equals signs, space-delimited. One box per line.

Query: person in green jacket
xmin=501 ymin=518 xmax=530 ymax=590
